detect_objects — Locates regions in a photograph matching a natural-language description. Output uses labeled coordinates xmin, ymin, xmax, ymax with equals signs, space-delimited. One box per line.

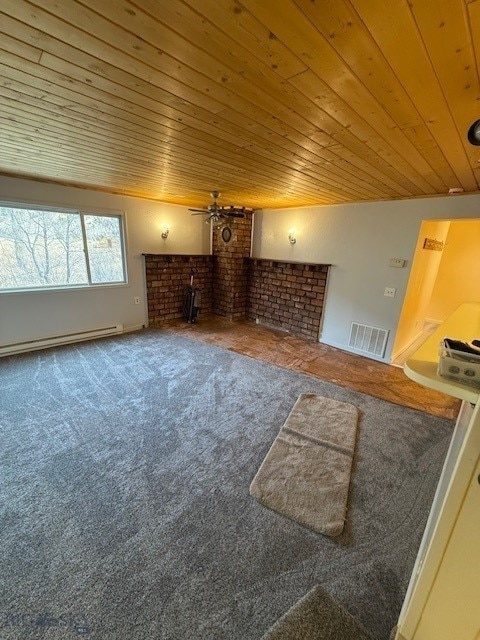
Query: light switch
xmin=389 ymin=258 xmax=406 ymax=268
xmin=384 ymin=287 xmax=396 ymax=298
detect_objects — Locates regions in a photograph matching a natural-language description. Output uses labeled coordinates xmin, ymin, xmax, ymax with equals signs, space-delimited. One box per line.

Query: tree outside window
xmin=0 ymin=206 xmax=126 ymax=291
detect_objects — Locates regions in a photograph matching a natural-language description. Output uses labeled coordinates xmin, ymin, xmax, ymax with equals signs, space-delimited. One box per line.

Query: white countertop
xmin=404 ymin=302 xmax=480 ymax=404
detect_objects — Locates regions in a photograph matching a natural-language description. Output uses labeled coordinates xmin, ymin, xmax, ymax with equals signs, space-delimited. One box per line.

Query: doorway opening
xmin=392 ymin=218 xmax=480 ymax=366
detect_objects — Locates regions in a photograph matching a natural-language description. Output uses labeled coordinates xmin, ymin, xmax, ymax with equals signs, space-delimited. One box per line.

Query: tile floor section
xmin=160 ymin=315 xmax=460 ymax=421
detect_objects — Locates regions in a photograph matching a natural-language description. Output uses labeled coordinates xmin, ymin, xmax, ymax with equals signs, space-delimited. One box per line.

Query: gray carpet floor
xmin=260 ymin=585 xmax=373 ymax=640
xmin=0 ymin=329 xmax=453 ymax=640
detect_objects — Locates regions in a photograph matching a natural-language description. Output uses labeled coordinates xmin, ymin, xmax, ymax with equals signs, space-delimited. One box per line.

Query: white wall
xmin=0 ymin=176 xmax=210 ymax=347
xmin=253 ymin=194 xmax=480 ymax=361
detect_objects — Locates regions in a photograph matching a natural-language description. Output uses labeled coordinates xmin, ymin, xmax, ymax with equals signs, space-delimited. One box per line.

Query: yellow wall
xmin=427 ymin=220 xmax=480 ymax=322
xmin=392 ymin=220 xmax=450 ymax=358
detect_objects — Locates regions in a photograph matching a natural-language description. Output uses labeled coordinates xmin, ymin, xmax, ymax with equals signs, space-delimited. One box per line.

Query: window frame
xmin=0 ymin=202 xmax=128 ymax=293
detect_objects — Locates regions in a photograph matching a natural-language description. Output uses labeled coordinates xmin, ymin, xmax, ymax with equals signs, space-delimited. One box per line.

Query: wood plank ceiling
xmin=1 ymin=0 xmax=480 ymax=209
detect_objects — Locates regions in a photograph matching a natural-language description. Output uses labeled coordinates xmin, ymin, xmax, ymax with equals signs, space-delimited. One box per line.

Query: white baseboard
xmin=391 ymin=329 xmax=424 ymax=362
xmin=123 ymin=323 xmax=146 ymax=334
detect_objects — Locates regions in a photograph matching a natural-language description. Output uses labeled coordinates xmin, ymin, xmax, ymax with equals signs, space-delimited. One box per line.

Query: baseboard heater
xmin=0 ymin=324 xmax=124 ymax=357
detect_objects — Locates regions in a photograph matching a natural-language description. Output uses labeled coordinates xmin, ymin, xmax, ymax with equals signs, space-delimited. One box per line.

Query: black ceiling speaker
xmin=467 ymin=119 xmax=480 ymax=145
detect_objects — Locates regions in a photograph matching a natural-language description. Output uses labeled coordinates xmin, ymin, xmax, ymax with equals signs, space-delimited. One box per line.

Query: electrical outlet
xmin=384 ymin=287 xmax=396 ymax=298
xmin=389 ymin=258 xmax=406 ymax=268
xmin=134 ymin=297 xmax=140 ymax=305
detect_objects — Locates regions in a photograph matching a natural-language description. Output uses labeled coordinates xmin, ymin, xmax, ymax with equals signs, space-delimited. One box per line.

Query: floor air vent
xmin=349 ymin=322 xmax=389 ymax=358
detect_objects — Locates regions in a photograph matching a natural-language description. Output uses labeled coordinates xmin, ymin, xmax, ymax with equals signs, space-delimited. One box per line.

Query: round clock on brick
xmin=221 ymin=226 xmax=232 ymax=243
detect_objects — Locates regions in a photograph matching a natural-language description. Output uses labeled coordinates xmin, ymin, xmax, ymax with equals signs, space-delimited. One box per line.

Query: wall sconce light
xmin=161 ymin=225 xmax=169 ymax=239
xmin=288 ymin=229 xmax=296 ymax=245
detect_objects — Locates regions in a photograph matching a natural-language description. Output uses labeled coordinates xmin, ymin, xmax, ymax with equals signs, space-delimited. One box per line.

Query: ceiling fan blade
xmin=220 ymin=205 xmax=251 ymax=213
xmin=191 ymin=193 xmax=253 ymax=219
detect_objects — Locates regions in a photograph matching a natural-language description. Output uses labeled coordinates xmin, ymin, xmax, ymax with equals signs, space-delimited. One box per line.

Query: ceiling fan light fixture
xmin=189 ymin=190 xmax=250 ymax=224
xmin=467 ymin=119 xmax=480 ymax=145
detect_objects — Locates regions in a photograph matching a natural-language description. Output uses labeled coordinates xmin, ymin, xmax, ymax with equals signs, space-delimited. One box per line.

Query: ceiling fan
xmin=189 ymin=191 xmax=252 ymax=225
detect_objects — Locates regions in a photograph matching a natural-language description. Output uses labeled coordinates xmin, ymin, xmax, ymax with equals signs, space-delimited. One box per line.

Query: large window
xmin=0 ymin=205 xmax=126 ymax=291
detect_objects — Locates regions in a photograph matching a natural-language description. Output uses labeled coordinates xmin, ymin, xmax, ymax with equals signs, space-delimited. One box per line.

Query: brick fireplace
xmin=144 ymin=213 xmax=330 ymax=340
xmin=144 ymin=254 xmax=214 ymax=324
xmin=211 ymin=211 xmax=252 ymax=320
xmin=246 ymin=259 xmax=329 ymax=340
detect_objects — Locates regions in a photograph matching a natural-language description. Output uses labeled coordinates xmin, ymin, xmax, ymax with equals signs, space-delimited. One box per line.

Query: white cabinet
xmin=398 ymin=303 xmax=480 ymax=640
